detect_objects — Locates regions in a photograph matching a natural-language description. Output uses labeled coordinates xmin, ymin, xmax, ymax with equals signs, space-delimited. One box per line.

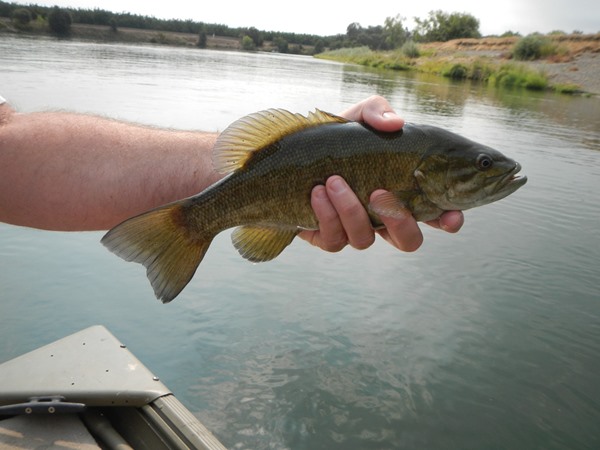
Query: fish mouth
xmin=493 ymin=163 xmax=527 ymax=196
xmin=500 ymin=163 xmax=527 ymax=189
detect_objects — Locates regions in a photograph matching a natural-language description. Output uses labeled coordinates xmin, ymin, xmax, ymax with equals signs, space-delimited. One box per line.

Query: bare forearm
xmin=0 ymin=95 xmax=464 ymax=254
xmin=0 ymin=107 xmax=219 ymax=231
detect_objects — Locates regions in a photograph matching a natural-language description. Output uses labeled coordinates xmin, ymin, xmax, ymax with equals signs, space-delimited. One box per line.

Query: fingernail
xmin=313 ymin=185 xmax=327 ymax=199
xmin=328 ymin=177 xmax=346 ymax=194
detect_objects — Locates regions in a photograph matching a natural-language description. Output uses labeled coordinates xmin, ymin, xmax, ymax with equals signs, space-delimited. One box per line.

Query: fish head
xmin=414 ymin=133 xmax=527 ymax=211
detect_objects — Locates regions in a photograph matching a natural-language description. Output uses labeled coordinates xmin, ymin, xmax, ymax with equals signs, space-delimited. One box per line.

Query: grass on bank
xmin=315 ymin=46 xmax=413 ymax=71
xmin=316 ymin=45 xmax=573 ymax=93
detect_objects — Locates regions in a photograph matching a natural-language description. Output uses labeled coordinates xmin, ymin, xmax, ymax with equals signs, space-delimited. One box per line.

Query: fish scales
xmin=102 ymin=108 xmax=527 ymax=302
xmin=186 ymin=122 xmax=421 ymax=234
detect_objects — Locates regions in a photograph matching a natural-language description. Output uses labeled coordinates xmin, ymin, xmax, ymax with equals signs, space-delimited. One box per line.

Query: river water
xmin=1 ymin=35 xmax=599 ymax=449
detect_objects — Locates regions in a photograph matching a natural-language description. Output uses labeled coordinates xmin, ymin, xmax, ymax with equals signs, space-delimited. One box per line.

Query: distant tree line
xmin=330 ymin=11 xmax=481 ymax=51
xmin=0 ymin=1 xmax=482 ymax=52
xmin=0 ymin=0 xmax=326 ymax=48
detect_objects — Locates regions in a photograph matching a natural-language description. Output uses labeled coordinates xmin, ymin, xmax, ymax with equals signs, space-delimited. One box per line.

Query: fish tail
xmin=101 ymin=202 xmax=212 ymax=303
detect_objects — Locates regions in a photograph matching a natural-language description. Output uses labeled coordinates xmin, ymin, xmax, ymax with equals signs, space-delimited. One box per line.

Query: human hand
xmin=298 ymin=95 xmax=464 ymax=252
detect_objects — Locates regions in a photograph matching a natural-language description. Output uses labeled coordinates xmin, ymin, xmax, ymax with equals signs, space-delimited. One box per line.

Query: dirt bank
xmin=0 ymin=20 xmax=306 ymax=53
xmin=420 ymin=34 xmax=600 ymax=94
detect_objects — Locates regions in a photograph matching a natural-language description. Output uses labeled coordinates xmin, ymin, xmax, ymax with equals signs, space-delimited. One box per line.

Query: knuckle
xmin=336 ymin=200 xmax=365 ymax=219
xmin=367 ymin=94 xmax=386 ymax=104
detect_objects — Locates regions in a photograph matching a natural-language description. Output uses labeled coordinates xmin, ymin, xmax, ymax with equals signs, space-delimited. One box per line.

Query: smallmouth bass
xmin=102 ymin=108 xmax=527 ymax=303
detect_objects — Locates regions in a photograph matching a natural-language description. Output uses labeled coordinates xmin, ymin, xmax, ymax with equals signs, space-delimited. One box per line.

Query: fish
xmin=101 ymin=108 xmax=527 ymax=303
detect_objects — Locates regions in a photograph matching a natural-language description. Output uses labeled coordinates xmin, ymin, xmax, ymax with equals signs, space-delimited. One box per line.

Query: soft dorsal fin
xmin=213 ymin=108 xmax=348 ymax=175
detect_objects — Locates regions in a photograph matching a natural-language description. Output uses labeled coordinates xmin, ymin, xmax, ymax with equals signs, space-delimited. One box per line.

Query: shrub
xmin=445 ymin=64 xmax=469 ymax=79
xmin=197 ymin=31 xmax=207 ymax=48
xmin=401 ymin=41 xmax=420 ymax=58
xmin=313 ymin=39 xmax=324 ymax=55
xmin=523 ymin=72 xmax=548 ymax=90
xmin=470 ymin=58 xmax=495 ymax=81
xmin=553 ymin=83 xmax=581 ymax=94
xmin=513 ymin=35 xmax=554 ymax=60
xmin=241 ymin=35 xmax=256 ymax=51
xmin=273 ymin=36 xmax=288 ymax=53
xmin=109 ymin=18 xmax=118 ymax=33
xmin=150 ymin=33 xmax=170 ymax=45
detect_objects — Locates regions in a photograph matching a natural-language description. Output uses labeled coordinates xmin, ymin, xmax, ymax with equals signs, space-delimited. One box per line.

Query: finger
xmin=361 ymin=97 xmax=405 ymax=132
xmin=377 ymin=214 xmax=424 ymax=252
xmin=299 ymin=184 xmax=348 ymax=252
xmin=340 ymin=95 xmax=404 ymax=132
xmin=326 ymin=176 xmax=375 ymax=250
xmin=425 ymin=210 xmax=464 ymax=233
xmin=370 ymin=190 xmax=423 ymax=252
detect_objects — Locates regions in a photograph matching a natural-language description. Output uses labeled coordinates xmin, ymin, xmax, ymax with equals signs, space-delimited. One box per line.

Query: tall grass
xmin=489 ymin=63 xmax=548 ymax=90
xmin=318 ymin=47 xmax=555 ymax=93
xmin=316 ymin=46 xmax=412 ymax=71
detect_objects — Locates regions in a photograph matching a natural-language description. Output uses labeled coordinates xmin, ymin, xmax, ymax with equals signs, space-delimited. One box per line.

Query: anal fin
xmin=231 ymin=225 xmax=298 ymax=263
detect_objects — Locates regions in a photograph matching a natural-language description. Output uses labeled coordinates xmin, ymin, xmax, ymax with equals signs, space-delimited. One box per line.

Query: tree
xmin=383 ymin=15 xmax=407 ymax=49
xmin=197 ymin=30 xmax=207 ymax=48
xmin=273 ymin=36 xmax=288 ymax=53
xmin=48 ymin=6 xmax=72 ymax=37
xmin=11 ymin=7 xmax=32 ymax=29
xmin=346 ymin=22 xmax=362 ymax=40
xmin=343 ymin=22 xmax=387 ymax=50
xmin=197 ymin=23 xmax=207 ymax=48
xmin=414 ymin=10 xmax=480 ymax=42
xmin=244 ymin=27 xmax=263 ymax=48
xmin=313 ymin=39 xmax=324 ymax=54
xmin=241 ymin=35 xmax=256 ymax=51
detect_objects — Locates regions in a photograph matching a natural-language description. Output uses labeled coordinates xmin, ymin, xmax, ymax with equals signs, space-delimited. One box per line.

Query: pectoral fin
xmin=368 ymin=191 xmax=419 ymax=219
xmin=231 ymin=225 xmax=299 ymax=262
xmin=369 ymin=190 xmax=444 ymax=222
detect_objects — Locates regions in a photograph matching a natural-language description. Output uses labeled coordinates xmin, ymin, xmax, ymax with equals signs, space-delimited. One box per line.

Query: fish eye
xmin=476 ymin=154 xmax=493 ymax=171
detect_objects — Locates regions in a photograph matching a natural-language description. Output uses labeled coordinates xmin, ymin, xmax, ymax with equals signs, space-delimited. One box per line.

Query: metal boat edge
xmin=0 ymin=325 xmax=227 ymax=449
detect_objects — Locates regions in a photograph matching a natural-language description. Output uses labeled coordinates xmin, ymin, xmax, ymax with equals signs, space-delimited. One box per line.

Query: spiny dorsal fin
xmin=213 ymin=108 xmax=348 ymax=175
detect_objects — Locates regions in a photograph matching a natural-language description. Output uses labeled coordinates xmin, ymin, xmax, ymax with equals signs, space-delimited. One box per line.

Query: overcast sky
xmin=19 ymin=0 xmax=599 ymax=36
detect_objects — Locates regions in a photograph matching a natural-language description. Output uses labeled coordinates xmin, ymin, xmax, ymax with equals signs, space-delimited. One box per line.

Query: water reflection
xmin=340 ymin=66 xmax=471 ymax=117
xmin=341 ymin=66 xmax=399 ymax=99
xmin=1 ymin=36 xmax=600 ymax=450
xmin=336 ymin=57 xmax=600 ymax=142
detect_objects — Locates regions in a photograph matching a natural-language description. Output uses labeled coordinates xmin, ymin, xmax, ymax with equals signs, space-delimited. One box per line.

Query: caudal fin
xmin=101 ymin=203 xmax=212 ymax=303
